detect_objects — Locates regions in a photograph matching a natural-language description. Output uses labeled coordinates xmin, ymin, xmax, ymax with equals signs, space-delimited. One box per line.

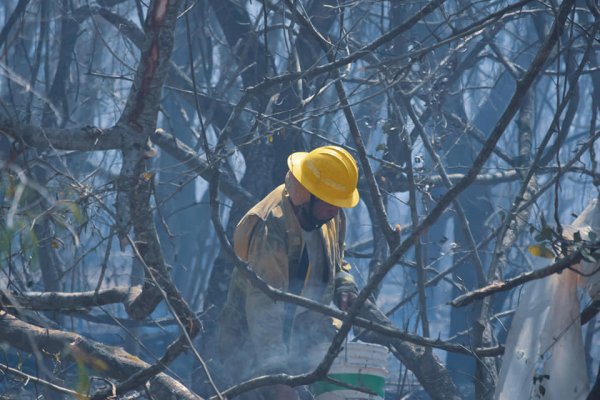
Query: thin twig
xmin=0 ymin=362 xmax=81 ymax=397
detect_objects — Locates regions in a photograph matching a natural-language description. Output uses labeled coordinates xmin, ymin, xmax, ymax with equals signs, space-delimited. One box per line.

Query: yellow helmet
xmin=287 ymin=146 xmax=360 ymax=208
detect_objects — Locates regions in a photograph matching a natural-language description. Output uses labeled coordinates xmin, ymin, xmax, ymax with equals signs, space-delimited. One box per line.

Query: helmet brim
xmin=287 ymin=151 xmax=360 ymax=208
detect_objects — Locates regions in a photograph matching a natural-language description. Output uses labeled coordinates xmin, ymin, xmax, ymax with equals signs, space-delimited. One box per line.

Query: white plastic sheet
xmin=571 ymin=199 xmax=600 ymax=302
xmin=495 ymin=198 xmax=600 ymax=399
xmin=494 ymin=276 xmax=557 ymax=399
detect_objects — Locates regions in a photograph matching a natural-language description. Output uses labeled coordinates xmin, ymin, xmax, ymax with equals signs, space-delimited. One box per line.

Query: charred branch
xmin=0 ymin=117 xmax=124 ymax=151
xmin=0 ymin=311 xmax=201 ymax=399
xmin=1 ymin=286 xmax=133 ymax=311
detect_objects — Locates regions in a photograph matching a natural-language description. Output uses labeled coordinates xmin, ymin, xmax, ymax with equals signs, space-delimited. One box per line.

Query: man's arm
xmin=244 ymin=219 xmax=291 ymax=373
xmin=334 ymin=212 xmax=359 ymax=311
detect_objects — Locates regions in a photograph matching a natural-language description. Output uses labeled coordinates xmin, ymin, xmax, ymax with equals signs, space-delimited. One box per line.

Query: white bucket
xmin=311 ymin=342 xmax=389 ymax=400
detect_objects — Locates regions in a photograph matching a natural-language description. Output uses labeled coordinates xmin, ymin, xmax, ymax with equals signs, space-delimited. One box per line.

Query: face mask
xmin=296 ymin=195 xmax=332 ymax=231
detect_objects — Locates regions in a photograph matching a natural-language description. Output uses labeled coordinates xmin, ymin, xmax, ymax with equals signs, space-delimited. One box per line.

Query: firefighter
xmin=218 ymin=146 xmax=361 ymax=399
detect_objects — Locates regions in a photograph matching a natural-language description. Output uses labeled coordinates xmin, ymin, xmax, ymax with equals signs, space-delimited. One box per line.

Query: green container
xmin=312 ymin=372 xmax=386 ymax=397
xmin=310 ymin=342 xmax=389 ymax=400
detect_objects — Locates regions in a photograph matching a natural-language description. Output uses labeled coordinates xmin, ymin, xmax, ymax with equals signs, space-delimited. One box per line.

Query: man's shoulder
xmin=234 ymin=185 xmax=294 ymax=260
xmin=245 ymin=184 xmax=289 ymax=223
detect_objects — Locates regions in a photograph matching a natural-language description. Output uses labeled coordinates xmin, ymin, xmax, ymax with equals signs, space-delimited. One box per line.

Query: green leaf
xmin=574 ymin=231 xmax=582 ymax=242
xmin=539 ymin=385 xmax=545 ymax=396
xmin=588 ymin=231 xmax=597 ymax=242
xmin=75 ymin=361 xmax=90 ymax=399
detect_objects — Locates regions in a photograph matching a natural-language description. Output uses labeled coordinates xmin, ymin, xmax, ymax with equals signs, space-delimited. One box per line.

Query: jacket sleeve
xmin=244 ymin=218 xmax=291 ymax=373
xmin=333 ymin=211 xmax=359 ymax=302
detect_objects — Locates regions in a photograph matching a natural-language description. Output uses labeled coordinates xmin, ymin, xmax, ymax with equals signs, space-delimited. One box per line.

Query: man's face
xmin=311 ymin=198 xmax=340 ymax=222
xmin=297 ymin=196 xmax=340 ymax=231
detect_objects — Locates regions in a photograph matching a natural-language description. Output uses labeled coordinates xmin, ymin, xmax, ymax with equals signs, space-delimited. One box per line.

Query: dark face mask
xmin=296 ymin=195 xmax=332 ymax=231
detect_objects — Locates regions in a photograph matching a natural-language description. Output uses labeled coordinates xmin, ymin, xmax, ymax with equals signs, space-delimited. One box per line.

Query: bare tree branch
xmin=0 ymin=117 xmax=124 ymax=151
xmin=153 ymin=128 xmax=255 ymax=208
xmin=0 ymin=361 xmax=81 ymax=397
xmin=450 ymin=250 xmax=584 ymax=307
xmin=246 ymin=0 xmax=532 ymax=95
xmin=328 ymin=0 xmax=574 ymax=394
xmin=0 ymin=0 xmax=32 ymax=50
xmin=1 ymin=286 xmax=133 ymax=311
xmin=0 ymin=311 xmax=202 ymax=399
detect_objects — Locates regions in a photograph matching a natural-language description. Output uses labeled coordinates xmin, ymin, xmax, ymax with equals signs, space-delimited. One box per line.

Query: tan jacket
xmin=219 ymin=184 xmax=348 ymax=374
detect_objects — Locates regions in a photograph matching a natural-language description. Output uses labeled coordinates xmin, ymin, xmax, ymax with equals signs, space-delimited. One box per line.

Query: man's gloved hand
xmin=337 ymin=290 xmax=358 ymax=312
xmin=334 ymin=270 xmax=359 ymax=312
